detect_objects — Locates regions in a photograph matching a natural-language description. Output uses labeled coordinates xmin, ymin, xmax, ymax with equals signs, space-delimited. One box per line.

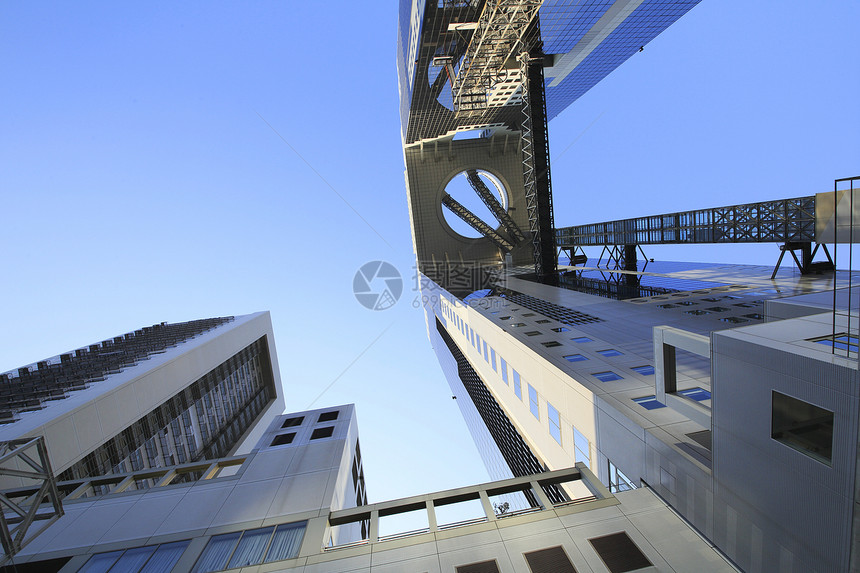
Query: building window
xmin=523 ymin=546 xmax=577 ymax=573
xmin=536 ymin=319 xmax=550 ymax=324
xmin=572 ymin=336 xmax=592 ymax=343
xmin=511 ymin=322 xmax=526 ymax=327
xmin=593 ymin=371 xmax=622 ymax=382
xmin=81 ymin=541 xmax=190 ymax=573
xmin=317 ymin=411 xmax=339 ymax=422
xmin=631 ymin=365 xmax=654 ymax=376
xmin=678 ymin=387 xmax=711 ymax=401
xmin=551 ymin=327 xmax=570 ymax=333
xmin=270 ymin=433 xmax=295 ymax=447
xmin=483 ymin=340 xmax=489 ymax=362
xmin=772 ymin=391 xmax=833 ymax=464
xmin=541 ymin=341 xmax=562 ymax=348
xmin=500 ymin=357 xmax=508 ymax=384
xmin=490 ymin=348 xmax=497 ymax=371
xmin=281 ymin=416 xmax=304 ymax=428
xmin=597 ymin=349 xmax=622 ymax=357
xmin=811 ymin=333 xmax=859 ymax=353
xmin=525 ymin=331 xmax=541 ymax=337
xmin=192 ymin=522 xmax=306 ymax=572
xmin=513 ymin=370 xmax=522 ymax=399
xmin=608 ymin=460 xmax=635 ymax=493
xmin=633 ymin=396 xmax=666 ymax=410
xmin=548 ymin=403 xmax=562 ymax=445
xmin=310 ymin=426 xmax=334 ymax=440
xmin=589 ymin=531 xmax=652 ymax=573
xmin=563 ymin=354 xmax=587 ymax=362
xmin=499 ymin=316 xmax=511 ymax=320
xmin=528 ymin=384 xmax=539 ymax=420
xmin=573 ymin=426 xmax=590 ymax=467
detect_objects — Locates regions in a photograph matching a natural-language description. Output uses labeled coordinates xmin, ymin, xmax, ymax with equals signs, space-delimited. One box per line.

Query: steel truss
xmin=556 ymin=196 xmax=818 ymax=247
xmin=453 ymin=0 xmax=543 ymax=118
xmin=465 ymin=169 xmax=525 ymax=244
xmin=0 ymin=437 xmax=62 ymax=562
xmin=442 ymin=192 xmax=514 ymax=251
xmin=520 ymin=49 xmax=557 ymax=280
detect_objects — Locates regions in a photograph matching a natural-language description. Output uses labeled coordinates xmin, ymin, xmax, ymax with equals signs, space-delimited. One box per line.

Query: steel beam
xmin=557 ymin=196 xmax=817 ymax=247
xmin=520 ymin=49 xmax=557 ymax=280
xmin=442 ymin=193 xmax=514 ymax=251
xmin=465 ymin=169 xmax=525 ymax=244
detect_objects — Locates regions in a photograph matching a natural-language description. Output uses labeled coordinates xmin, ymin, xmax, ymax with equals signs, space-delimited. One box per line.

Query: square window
xmin=631 ymin=365 xmax=654 ymax=375
xmin=572 ymin=336 xmax=592 ymax=343
xmin=564 ymin=354 xmax=587 ymax=362
xmin=743 ymin=313 xmax=764 ymax=320
xmin=511 ymin=322 xmax=526 ymax=327
xmin=720 ymin=316 xmax=749 ymax=324
xmin=633 ymin=396 xmax=666 ymax=410
xmin=271 ymin=433 xmax=295 ymax=446
xmin=593 ymin=371 xmax=622 ymax=382
xmin=679 ymin=387 xmax=711 ymax=401
xmin=536 ymin=319 xmax=550 ymax=324
xmin=281 ymin=416 xmax=304 ymax=428
xmin=525 ymin=331 xmax=541 ymax=337
xmin=522 ymin=312 xmax=535 ymax=317
xmin=499 ymin=316 xmax=511 ymax=320
xmin=513 ymin=370 xmax=522 ymax=399
xmin=548 ymin=403 xmax=562 ymax=445
xmin=772 ymin=391 xmax=833 ymax=464
xmin=310 ymin=426 xmax=334 ymax=440
xmin=528 ymin=384 xmax=539 ymax=419
xmin=597 ymin=349 xmax=622 ymax=357
xmin=685 ymin=309 xmax=710 ymax=316
xmin=551 ymin=327 xmax=570 ymax=333
xmin=317 ymin=411 xmax=339 ymax=422
xmin=677 ymin=301 xmax=697 ymax=306
xmin=656 ymin=304 xmax=677 ymax=309
xmin=542 ymin=341 xmax=562 ymax=348
xmin=705 ymin=306 xmax=730 ymax=312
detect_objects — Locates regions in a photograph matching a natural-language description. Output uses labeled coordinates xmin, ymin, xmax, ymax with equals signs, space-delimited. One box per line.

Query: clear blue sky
xmin=1 ymin=0 xmax=857 ymax=511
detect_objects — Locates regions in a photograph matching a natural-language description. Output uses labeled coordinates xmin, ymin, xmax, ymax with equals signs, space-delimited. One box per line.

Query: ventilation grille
xmin=497 ymin=290 xmax=603 ymax=325
xmin=588 ymin=532 xmax=652 ymax=573
xmin=456 ymin=560 xmax=500 ymax=573
xmin=524 ymin=546 xmax=578 ymax=573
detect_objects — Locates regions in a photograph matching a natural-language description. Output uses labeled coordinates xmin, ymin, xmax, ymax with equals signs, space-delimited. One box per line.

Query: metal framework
xmin=442 ymin=193 xmax=514 ymax=251
xmin=452 ymin=0 xmax=543 ymax=118
xmin=520 ymin=49 xmax=557 ymax=280
xmin=465 ymin=169 xmax=525 ymax=244
xmin=556 ymin=196 xmax=818 ymax=247
xmin=0 ymin=437 xmax=62 ymax=562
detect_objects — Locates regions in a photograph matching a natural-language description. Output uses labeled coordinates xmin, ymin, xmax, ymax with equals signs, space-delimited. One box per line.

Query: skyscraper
xmin=0 ymin=312 xmax=284 ymax=493
xmin=399 ymin=1 xmax=860 ymax=571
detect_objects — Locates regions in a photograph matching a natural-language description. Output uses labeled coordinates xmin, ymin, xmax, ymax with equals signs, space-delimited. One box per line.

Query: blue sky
xmin=1 ymin=0 xmax=858 ymax=513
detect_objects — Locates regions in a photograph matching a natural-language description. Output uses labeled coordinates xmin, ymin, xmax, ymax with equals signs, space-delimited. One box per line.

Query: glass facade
xmin=58 ymin=337 xmax=276 ymax=484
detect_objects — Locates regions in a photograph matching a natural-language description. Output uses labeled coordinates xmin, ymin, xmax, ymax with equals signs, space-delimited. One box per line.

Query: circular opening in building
xmin=441 ymin=170 xmax=509 ymax=239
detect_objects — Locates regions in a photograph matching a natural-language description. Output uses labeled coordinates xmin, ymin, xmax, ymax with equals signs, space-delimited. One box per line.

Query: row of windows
xmin=80 ymin=541 xmax=189 ymax=573
xmin=443 ymin=300 xmax=596 ymax=466
xmin=633 ymin=387 xmax=712 ymax=411
xmin=192 ymin=522 xmax=306 ymax=572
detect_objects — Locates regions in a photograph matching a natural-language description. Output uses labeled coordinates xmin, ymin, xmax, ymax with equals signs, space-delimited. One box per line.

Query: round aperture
xmin=441 ymin=170 xmax=509 ymax=239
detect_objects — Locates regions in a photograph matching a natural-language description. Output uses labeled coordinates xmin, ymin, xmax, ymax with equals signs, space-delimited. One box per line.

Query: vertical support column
xmin=369 ymin=510 xmax=379 ymax=543
xmin=520 ymin=46 xmax=558 ymax=282
xmin=426 ymin=500 xmax=438 ymax=533
xmin=479 ymin=490 xmax=497 ymax=522
xmin=530 ymin=480 xmax=554 ymax=510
